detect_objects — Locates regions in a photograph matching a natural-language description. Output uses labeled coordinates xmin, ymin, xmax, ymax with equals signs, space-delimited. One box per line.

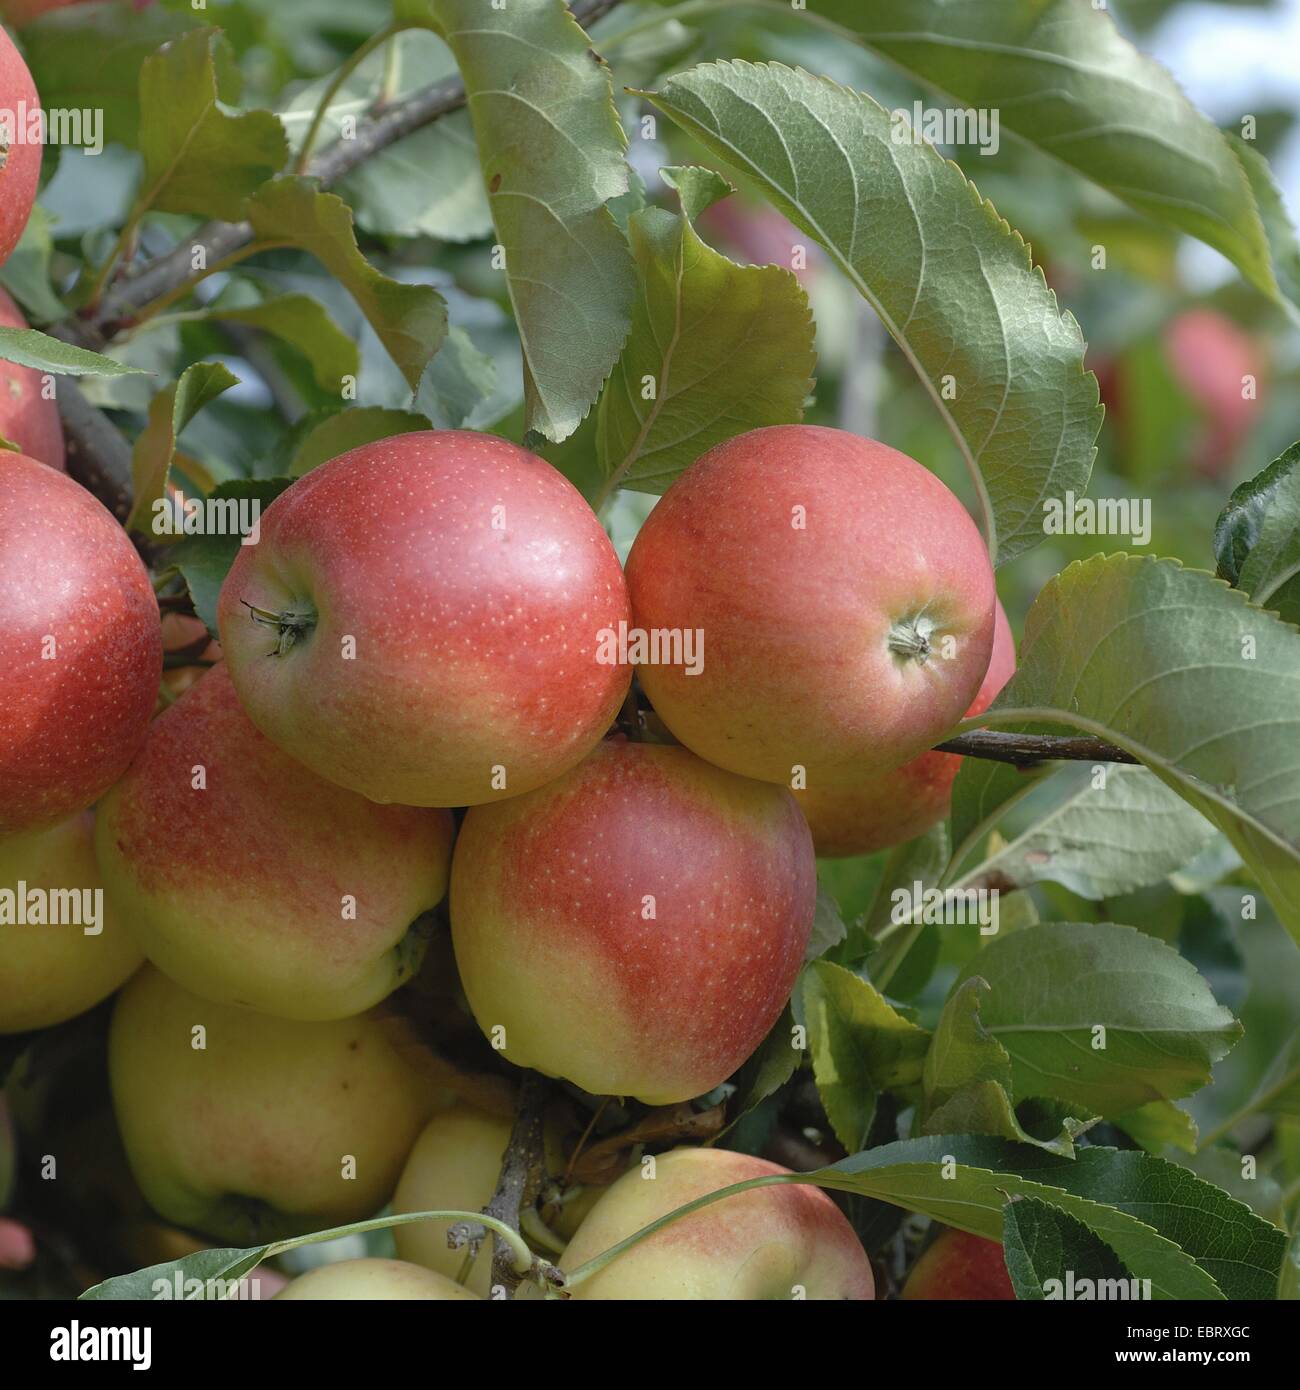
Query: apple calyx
xmin=886 ymin=614 xmax=937 ymax=664
xmin=240 ymin=599 xmax=317 ymax=657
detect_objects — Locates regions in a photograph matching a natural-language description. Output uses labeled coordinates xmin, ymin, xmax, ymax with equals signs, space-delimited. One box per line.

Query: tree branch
xmin=935 ymin=729 xmax=1140 ymax=767
xmin=447 ymin=1070 xmax=559 ymax=1299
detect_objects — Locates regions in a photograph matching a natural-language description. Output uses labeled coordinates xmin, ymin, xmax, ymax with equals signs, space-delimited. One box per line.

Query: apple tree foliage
xmin=3 ymin=0 xmax=1300 ymax=1302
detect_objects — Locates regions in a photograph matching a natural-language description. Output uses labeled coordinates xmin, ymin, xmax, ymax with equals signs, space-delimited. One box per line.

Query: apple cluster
xmin=1 ymin=27 xmax=1013 ymax=1299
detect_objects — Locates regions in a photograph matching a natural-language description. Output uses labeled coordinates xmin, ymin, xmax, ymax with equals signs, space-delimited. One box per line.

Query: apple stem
xmin=240 ymin=599 xmax=317 ymax=656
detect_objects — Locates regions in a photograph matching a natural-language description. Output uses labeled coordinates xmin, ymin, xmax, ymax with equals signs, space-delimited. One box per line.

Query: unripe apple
xmin=0 ymin=811 xmax=143 ymax=1033
xmin=217 ymin=431 xmax=631 ymax=808
xmin=0 ymin=27 xmax=40 ymax=266
xmin=109 ymin=966 xmax=445 ymax=1244
xmin=0 ymin=455 xmax=161 ymax=835
xmin=900 ymin=1226 xmax=1015 ymax=1299
xmin=625 ymin=426 xmax=996 ymax=790
xmin=391 ymin=1104 xmax=511 ymax=1297
xmin=0 ymin=288 xmax=64 ymax=469
xmin=274 ymin=1257 xmax=479 ymax=1301
xmin=796 ymin=599 xmax=1015 ymax=856
xmin=451 ymin=739 xmax=816 ymax=1104
xmin=95 ymin=662 xmax=454 ymax=1021
xmin=559 ymin=1147 xmax=874 ymax=1299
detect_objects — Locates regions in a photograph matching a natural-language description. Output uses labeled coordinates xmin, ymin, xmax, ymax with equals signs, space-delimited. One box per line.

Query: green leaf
xmin=724 ymin=1004 xmax=800 ymax=1132
xmin=595 ymin=165 xmax=814 ymax=498
xmin=172 ymin=479 xmax=295 ymax=636
xmin=957 ymin=763 xmax=1218 ymax=901
xmin=210 ymin=289 xmax=359 ymax=394
xmin=135 ymin=28 xmax=288 ymax=220
xmin=1214 ymin=441 xmax=1300 ymax=623
xmin=0 ymin=328 xmax=149 ymax=377
xmin=644 ymin=60 xmax=1100 ymax=565
xmin=19 ymin=1 xmax=203 ymax=146
xmin=951 ymin=922 xmax=1241 ymax=1117
xmin=427 ymin=0 xmax=636 ymax=442
xmin=802 ymin=958 xmax=929 ymax=1151
xmin=921 ymin=978 xmax=1085 ymax=1155
xmin=1002 ymin=1195 xmax=1134 ymax=1301
xmin=969 ymin=554 xmax=1300 ymax=943
xmin=830 ymin=0 xmax=1280 ymax=305
xmin=420 ymin=326 xmax=499 ymax=431
xmin=806 ymin=885 xmax=848 ymax=962
xmin=125 ymin=362 xmax=240 ymax=534
xmin=284 ymin=407 xmax=433 ymax=478
xmin=1114 ymin=1101 xmax=1198 ymax=1156
xmin=1281 ymin=1223 xmax=1300 ymax=1301
xmin=78 ymin=1206 xmax=510 ymax=1300
xmin=246 ymin=178 xmax=447 ymax=393
xmin=0 ymin=207 xmax=66 ymax=323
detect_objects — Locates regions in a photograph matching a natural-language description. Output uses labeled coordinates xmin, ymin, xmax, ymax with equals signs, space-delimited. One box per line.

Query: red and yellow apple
xmin=559 ymin=1147 xmax=874 ymax=1299
xmin=95 ymin=662 xmax=454 ymax=1021
xmin=274 ymin=1257 xmax=479 ymax=1301
xmin=0 ymin=455 xmax=161 ymax=835
xmin=625 ymin=426 xmax=996 ymax=790
xmin=0 ymin=810 xmax=142 ymax=1032
xmin=109 ymin=966 xmax=446 ymax=1244
xmin=391 ymin=1104 xmax=511 ymax=1297
xmin=217 ymin=431 xmax=630 ymax=808
xmin=0 ymin=288 xmax=64 ymax=469
xmin=900 ymin=1226 xmax=1016 ymax=1300
xmin=796 ymin=599 xmax=1016 ymax=855
xmin=450 ymin=739 xmax=815 ymax=1105
xmin=0 ymin=27 xmax=40 ymax=266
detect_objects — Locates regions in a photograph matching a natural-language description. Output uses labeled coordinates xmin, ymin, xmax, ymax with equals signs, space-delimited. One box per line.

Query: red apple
xmin=450 ymin=738 xmax=815 ymax=1104
xmin=217 ymin=431 xmax=631 ymax=808
xmin=0 ymin=455 xmax=161 ymax=835
xmin=95 ymin=663 xmax=455 ymax=1021
xmin=796 ymin=599 xmax=1016 ymax=856
xmin=559 ymin=1147 xmax=874 ymax=1299
xmin=0 ymin=0 xmax=153 ymax=26
xmin=0 ymin=287 xmax=65 ymax=469
xmin=0 ymin=810 xmax=143 ymax=1033
xmin=900 ymin=1226 xmax=1016 ymax=1300
xmin=0 ymin=26 xmax=40 ymax=267
xmin=625 ymin=426 xmax=996 ymax=790
xmin=1164 ymin=309 xmax=1262 ymax=479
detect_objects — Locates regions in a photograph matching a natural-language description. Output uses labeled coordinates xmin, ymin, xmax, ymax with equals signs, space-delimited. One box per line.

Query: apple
xmin=391 ymin=1104 xmax=512 ymax=1297
xmin=900 ymin=1226 xmax=1015 ymax=1300
xmin=0 ymin=288 xmax=64 ymax=469
xmin=274 ymin=1257 xmax=479 ymax=1301
xmin=0 ymin=455 xmax=162 ymax=835
xmin=558 ymin=1147 xmax=874 ymax=1299
xmin=216 ymin=430 xmax=631 ymax=809
xmin=0 ymin=811 xmax=143 ymax=1033
xmin=1164 ymin=309 xmax=1262 ymax=479
xmin=625 ymin=426 xmax=996 ymax=790
xmin=108 ymin=966 xmax=445 ymax=1244
xmin=0 ymin=27 xmax=40 ymax=266
xmin=95 ymin=662 xmax=455 ymax=1021
xmin=450 ymin=738 xmax=815 ymax=1105
xmin=796 ymin=599 xmax=1015 ymax=856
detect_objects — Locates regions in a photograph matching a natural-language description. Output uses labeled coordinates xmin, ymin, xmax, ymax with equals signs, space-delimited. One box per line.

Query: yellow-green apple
xmin=274 ymin=1258 xmax=479 ymax=1301
xmin=0 ymin=455 xmax=161 ymax=834
xmin=392 ymin=1104 xmax=511 ymax=1297
xmin=900 ymin=1226 xmax=1015 ymax=1300
xmin=0 ymin=811 xmax=142 ymax=1033
xmin=217 ymin=430 xmax=630 ymax=808
xmin=625 ymin=426 xmax=996 ymax=789
xmin=109 ymin=966 xmax=445 ymax=1244
xmin=796 ymin=599 xmax=1015 ymax=855
xmin=559 ymin=1147 xmax=874 ymax=1299
xmin=0 ymin=288 xmax=64 ymax=468
xmin=450 ymin=739 xmax=815 ymax=1104
xmin=95 ymin=662 xmax=454 ymax=1021
xmin=0 ymin=27 xmax=40 ymax=265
